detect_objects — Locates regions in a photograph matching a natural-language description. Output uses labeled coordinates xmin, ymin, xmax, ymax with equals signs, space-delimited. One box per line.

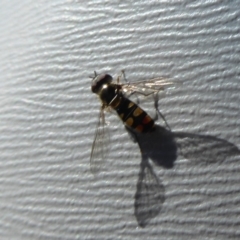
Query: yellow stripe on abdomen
xmin=125 ymin=117 xmax=134 ymax=127
xmin=133 ymin=107 xmax=143 ymax=117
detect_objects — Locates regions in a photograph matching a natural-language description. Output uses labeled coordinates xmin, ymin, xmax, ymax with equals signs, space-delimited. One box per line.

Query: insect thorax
xmin=99 ymin=84 xmax=119 ymax=105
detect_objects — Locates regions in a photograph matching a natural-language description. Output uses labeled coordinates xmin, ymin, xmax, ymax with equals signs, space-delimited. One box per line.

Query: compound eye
xmin=99 ymin=74 xmax=113 ymax=84
xmin=91 ymin=81 xmax=98 ymax=93
xmin=91 ymin=74 xmax=113 ymax=93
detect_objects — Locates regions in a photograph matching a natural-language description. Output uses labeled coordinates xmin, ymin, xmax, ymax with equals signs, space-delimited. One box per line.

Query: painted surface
xmin=0 ymin=0 xmax=240 ymax=239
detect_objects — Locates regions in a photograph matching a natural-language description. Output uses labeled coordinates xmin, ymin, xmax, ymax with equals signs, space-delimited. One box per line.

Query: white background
xmin=0 ymin=0 xmax=240 ymax=239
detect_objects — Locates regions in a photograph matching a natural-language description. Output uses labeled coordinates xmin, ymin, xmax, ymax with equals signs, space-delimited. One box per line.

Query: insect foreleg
xmin=116 ymin=69 xmax=130 ymax=85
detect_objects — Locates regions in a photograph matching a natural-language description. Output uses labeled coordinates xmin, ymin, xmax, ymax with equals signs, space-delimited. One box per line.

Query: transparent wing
xmin=90 ymin=106 xmax=109 ymax=173
xmin=121 ymin=77 xmax=175 ymax=96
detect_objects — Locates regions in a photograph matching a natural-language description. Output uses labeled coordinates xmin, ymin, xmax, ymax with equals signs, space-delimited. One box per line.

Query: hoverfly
xmin=90 ymin=70 xmax=174 ymax=173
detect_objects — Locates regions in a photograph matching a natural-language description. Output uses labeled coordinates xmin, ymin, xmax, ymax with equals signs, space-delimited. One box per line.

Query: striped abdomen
xmin=110 ymin=95 xmax=154 ymax=133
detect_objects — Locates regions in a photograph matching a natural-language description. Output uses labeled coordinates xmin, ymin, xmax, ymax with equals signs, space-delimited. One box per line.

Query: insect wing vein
xmin=90 ymin=106 xmax=109 ymax=173
xmin=121 ymin=77 xmax=174 ymax=96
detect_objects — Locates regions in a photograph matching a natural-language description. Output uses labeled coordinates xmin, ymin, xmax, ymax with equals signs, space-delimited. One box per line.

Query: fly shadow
xmin=127 ymin=125 xmax=240 ymax=227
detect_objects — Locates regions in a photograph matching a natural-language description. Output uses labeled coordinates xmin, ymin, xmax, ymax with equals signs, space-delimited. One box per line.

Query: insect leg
xmin=153 ymin=93 xmax=172 ymax=131
xmin=117 ymin=69 xmax=130 ymax=85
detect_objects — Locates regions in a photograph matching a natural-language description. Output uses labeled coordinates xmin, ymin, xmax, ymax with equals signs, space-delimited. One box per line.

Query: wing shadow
xmin=134 ymin=154 xmax=165 ymax=227
xmin=130 ymin=125 xmax=240 ymax=227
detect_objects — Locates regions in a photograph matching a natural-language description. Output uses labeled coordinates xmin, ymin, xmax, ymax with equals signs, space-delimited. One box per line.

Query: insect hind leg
xmin=153 ymin=93 xmax=172 ymax=131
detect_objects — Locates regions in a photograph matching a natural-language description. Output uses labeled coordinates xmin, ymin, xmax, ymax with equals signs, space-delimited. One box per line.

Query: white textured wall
xmin=0 ymin=0 xmax=240 ymax=239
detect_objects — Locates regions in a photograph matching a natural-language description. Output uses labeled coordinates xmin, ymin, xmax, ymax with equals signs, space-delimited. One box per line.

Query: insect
xmin=90 ymin=70 xmax=174 ymax=172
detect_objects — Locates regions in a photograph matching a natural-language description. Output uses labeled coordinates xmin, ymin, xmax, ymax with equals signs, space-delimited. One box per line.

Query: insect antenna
xmin=88 ymin=71 xmax=98 ymax=79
